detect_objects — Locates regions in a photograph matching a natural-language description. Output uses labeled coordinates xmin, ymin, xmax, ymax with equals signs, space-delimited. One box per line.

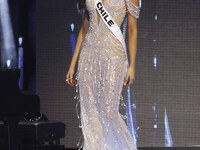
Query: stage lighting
xmin=155 ymin=15 xmax=158 ymax=21
xmin=0 ymin=0 xmax=17 ymax=69
xmin=165 ymin=107 xmax=173 ymax=147
xmin=154 ymin=54 xmax=157 ymax=70
xmin=6 ymin=59 xmax=10 ymax=68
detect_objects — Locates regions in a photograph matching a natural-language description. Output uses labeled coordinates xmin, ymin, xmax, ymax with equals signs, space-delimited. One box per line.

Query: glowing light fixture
xmin=0 ymin=0 xmax=17 ymax=69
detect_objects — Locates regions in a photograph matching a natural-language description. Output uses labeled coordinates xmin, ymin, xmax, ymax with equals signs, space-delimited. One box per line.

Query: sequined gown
xmin=75 ymin=0 xmax=140 ymax=149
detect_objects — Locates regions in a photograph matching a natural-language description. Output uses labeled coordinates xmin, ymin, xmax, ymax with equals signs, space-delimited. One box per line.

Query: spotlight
xmin=6 ymin=60 xmax=11 ymax=68
xmin=155 ymin=15 xmax=158 ymax=21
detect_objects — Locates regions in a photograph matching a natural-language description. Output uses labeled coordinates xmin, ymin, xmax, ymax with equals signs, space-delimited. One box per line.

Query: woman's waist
xmin=81 ymin=36 xmax=127 ymax=61
xmin=83 ymin=31 xmax=124 ymax=49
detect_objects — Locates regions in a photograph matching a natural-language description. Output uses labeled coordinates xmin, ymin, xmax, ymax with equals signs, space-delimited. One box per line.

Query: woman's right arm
xmin=66 ymin=12 xmax=89 ymax=86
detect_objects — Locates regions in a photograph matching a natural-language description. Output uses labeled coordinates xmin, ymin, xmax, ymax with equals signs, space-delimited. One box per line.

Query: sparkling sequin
xmin=74 ymin=0 xmax=140 ymax=149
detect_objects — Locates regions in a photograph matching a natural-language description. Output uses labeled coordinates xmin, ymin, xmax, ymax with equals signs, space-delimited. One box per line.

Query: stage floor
xmin=65 ymin=147 xmax=200 ymax=150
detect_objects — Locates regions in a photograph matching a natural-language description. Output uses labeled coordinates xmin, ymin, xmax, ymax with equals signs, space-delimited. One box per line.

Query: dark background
xmin=8 ymin=0 xmax=36 ymax=92
xmin=36 ymin=0 xmax=200 ymax=148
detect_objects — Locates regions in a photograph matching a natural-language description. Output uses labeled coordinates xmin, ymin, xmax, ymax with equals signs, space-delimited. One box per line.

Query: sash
xmin=95 ymin=0 xmax=126 ymax=52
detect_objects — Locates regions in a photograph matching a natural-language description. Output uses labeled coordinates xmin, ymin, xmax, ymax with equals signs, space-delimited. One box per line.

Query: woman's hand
xmin=124 ymin=67 xmax=135 ymax=87
xmin=66 ymin=67 xmax=77 ymax=86
xmin=66 ymin=12 xmax=89 ymax=87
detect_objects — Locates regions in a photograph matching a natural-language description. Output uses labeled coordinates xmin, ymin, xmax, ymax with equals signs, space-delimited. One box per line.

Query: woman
xmin=66 ymin=0 xmax=140 ymax=149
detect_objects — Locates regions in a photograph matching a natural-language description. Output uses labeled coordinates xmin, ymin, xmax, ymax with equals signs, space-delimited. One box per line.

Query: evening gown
xmin=74 ymin=0 xmax=140 ymax=149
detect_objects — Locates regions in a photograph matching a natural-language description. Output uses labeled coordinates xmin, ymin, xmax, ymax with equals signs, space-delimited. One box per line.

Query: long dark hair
xmin=77 ymin=0 xmax=86 ymax=14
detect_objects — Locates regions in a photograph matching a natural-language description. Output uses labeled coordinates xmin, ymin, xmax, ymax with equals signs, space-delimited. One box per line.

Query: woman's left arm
xmin=124 ymin=0 xmax=139 ymax=87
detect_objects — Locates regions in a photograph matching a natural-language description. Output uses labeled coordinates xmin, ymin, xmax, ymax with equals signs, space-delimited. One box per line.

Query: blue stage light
xmin=6 ymin=59 xmax=11 ymax=68
xmin=154 ymin=54 xmax=157 ymax=70
xmin=165 ymin=107 xmax=173 ymax=147
xmin=155 ymin=15 xmax=158 ymax=21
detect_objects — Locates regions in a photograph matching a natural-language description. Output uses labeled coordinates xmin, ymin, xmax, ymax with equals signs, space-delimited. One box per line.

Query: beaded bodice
xmin=81 ymin=0 xmax=140 ymax=60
